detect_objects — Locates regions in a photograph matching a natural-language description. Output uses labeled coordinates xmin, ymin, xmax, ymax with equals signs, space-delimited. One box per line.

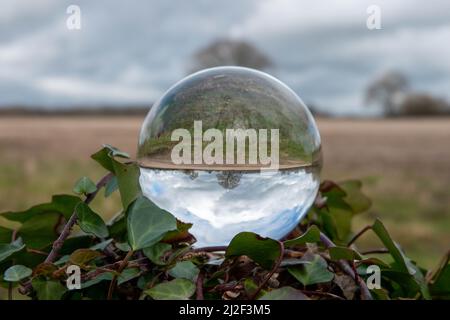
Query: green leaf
xmin=69 ymin=249 xmax=103 ymax=266
xmin=357 ymin=257 xmax=390 ymax=269
xmin=169 ymin=261 xmax=199 ymax=281
xmin=143 ymin=243 xmax=172 ymax=265
xmin=89 ymin=239 xmax=113 ymax=251
xmin=117 ymin=267 xmax=141 ymax=285
xmin=112 ymin=160 xmax=141 ymax=209
xmin=104 ymin=176 xmax=119 ymax=197
xmin=90 ymin=144 xmax=129 ymax=172
xmin=0 ymin=226 xmax=13 ymax=243
xmin=259 ymin=287 xmax=308 ymax=300
xmin=429 ymin=253 xmax=450 ymax=298
xmin=91 ymin=145 xmax=139 ymax=209
xmin=329 ymin=246 xmax=362 ymax=261
xmin=162 ymin=220 xmax=193 ymax=243
xmin=127 ymin=196 xmax=177 ymax=251
xmin=4 ymin=265 xmax=32 ymax=282
xmin=371 ymin=219 xmax=430 ymax=299
xmin=320 ymin=180 xmax=352 ymax=211
xmin=103 ymin=144 xmax=130 ymax=159
xmin=145 ymin=279 xmax=195 ymax=300
xmin=339 ymin=180 xmax=372 ymax=214
xmin=19 ymin=212 xmax=60 ymax=249
xmin=33 ymin=262 xmax=58 ymax=277
xmin=319 ymin=209 xmax=338 ymax=240
xmin=73 ymin=176 xmax=97 ymax=195
xmin=81 ymin=268 xmax=141 ymax=290
xmin=115 ymin=242 xmax=131 ymax=252
xmin=430 ymin=266 xmax=450 ymax=298
xmin=371 ymin=288 xmax=391 ymax=300
xmin=32 ymin=279 xmax=67 ymax=300
xmin=284 ymin=225 xmax=320 ymax=247
xmin=81 ymin=272 xmax=113 ymax=289
xmin=226 ymin=232 xmax=281 ymax=270
xmin=288 ymin=252 xmax=334 ymax=286
xmin=381 ymin=270 xmax=422 ymax=298
xmin=244 ymin=278 xmax=259 ymax=297
xmin=372 ymin=220 xmax=411 ymax=274
xmin=1 ymin=194 xmax=80 ymax=222
xmin=76 ymin=203 xmax=109 ymax=238
xmin=320 ymin=180 xmax=347 ymax=198
xmin=329 ymin=208 xmax=353 ymax=242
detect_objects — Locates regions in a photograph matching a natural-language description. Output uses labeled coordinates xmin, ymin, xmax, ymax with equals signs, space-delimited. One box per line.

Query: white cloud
xmin=35 ymin=76 xmax=158 ymax=103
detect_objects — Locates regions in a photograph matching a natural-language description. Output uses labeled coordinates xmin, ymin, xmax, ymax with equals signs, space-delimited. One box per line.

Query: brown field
xmin=0 ymin=116 xmax=449 ymax=267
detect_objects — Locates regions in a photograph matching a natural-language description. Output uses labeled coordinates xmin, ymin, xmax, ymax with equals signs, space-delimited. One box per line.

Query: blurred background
xmin=0 ymin=0 xmax=449 ymax=268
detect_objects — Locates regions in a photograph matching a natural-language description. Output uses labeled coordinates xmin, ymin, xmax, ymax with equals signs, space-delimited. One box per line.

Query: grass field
xmin=0 ymin=116 xmax=449 ymax=268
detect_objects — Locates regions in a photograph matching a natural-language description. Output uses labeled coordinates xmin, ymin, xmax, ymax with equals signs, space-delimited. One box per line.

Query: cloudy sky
xmin=140 ymin=168 xmax=319 ymax=246
xmin=1 ymin=0 xmax=450 ymax=115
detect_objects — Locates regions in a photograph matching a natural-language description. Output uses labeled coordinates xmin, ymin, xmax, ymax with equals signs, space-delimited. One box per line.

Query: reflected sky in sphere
xmin=140 ymin=168 xmax=320 ymax=247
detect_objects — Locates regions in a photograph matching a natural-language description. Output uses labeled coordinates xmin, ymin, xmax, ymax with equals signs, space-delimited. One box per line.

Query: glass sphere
xmin=137 ymin=66 xmax=322 ymax=247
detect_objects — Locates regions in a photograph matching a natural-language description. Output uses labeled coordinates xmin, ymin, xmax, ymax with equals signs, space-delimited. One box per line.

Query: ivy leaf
xmin=91 ymin=145 xmax=139 ymax=209
xmin=162 ymin=220 xmax=193 ymax=243
xmin=117 ymin=267 xmax=141 ymax=285
xmin=73 ymin=176 xmax=97 ymax=195
xmin=372 ymin=220 xmax=412 ymax=273
xmin=339 ymin=180 xmax=372 ymax=214
xmin=329 ymin=208 xmax=353 ymax=242
xmin=329 ymin=246 xmax=362 ymax=261
xmin=33 ymin=263 xmax=58 ymax=277
xmin=226 ymin=232 xmax=281 ymax=270
xmin=320 ymin=180 xmax=352 ymax=211
xmin=430 ymin=266 xmax=450 ymax=298
xmin=81 ymin=272 xmax=113 ymax=289
xmin=76 ymin=203 xmax=109 ymax=238
xmin=428 ymin=253 xmax=450 ymax=298
xmin=104 ymin=176 xmax=119 ymax=197
xmin=168 ymin=261 xmax=199 ymax=281
xmin=104 ymin=144 xmax=130 ymax=158
xmin=244 ymin=278 xmax=259 ymax=297
xmin=320 ymin=180 xmax=347 ymax=198
xmin=91 ymin=144 xmax=129 ymax=172
xmin=284 ymin=225 xmax=320 ymax=247
xmin=1 ymin=194 xmax=80 ymax=222
xmin=127 ymin=196 xmax=177 ymax=251
xmin=19 ymin=212 xmax=60 ymax=249
xmin=4 ymin=265 xmax=32 ymax=282
xmin=143 ymin=243 xmax=172 ymax=265
xmin=89 ymin=239 xmax=113 ymax=251
xmin=32 ymin=279 xmax=67 ymax=300
xmin=69 ymin=249 xmax=103 ymax=266
xmin=371 ymin=219 xmax=430 ymax=299
xmin=115 ymin=242 xmax=131 ymax=252
xmin=112 ymin=160 xmax=141 ymax=209
xmin=81 ymin=268 xmax=141 ymax=289
xmin=259 ymin=287 xmax=309 ymax=300
xmin=288 ymin=252 xmax=334 ymax=286
xmin=145 ymin=279 xmax=195 ymax=300
xmin=0 ymin=226 xmax=13 ymax=243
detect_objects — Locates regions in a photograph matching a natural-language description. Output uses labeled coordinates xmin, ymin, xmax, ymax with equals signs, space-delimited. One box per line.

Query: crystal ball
xmin=137 ymin=66 xmax=322 ymax=247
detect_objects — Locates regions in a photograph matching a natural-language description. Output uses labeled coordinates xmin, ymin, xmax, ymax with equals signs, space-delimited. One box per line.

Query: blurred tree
xmin=366 ymin=71 xmax=409 ymax=116
xmin=399 ymin=93 xmax=448 ymax=116
xmin=189 ymin=39 xmax=272 ymax=73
